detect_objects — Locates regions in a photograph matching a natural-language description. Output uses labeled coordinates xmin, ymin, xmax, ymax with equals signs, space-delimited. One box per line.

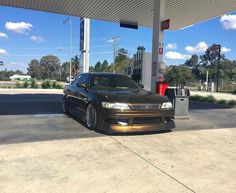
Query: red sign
xmin=159 ymin=47 xmax=163 ymax=55
xmin=161 ymin=19 xmax=170 ymax=31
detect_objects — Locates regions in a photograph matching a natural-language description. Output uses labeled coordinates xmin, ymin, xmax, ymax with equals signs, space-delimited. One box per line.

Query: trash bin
xmin=165 ymin=88 xmax=190 ymax=119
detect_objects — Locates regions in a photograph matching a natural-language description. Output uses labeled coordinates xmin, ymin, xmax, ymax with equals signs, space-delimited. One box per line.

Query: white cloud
xmin=185 ymin=41 xmax=208 ymax=53
xmin=30 ymin=35 xmax=45 ymax=43
xmin=107 ymin=39 xmax=113 ymax=43
xmin=166 ymin=43 xmax=177 ymax=50
xmin=10 ymin=62 xmax=23 ymax=65
xmin=165 ymin=51 xmax=190 ymax=60
xmin=5 ymin=21 xmax=33 ymax=34
xmin=221 ymin=47 xmax=231 ymax=53
xmin=220 ymin=14 xmax=236 ymax=30
xmin=0 ymin=48 xmax=7 ymax=55
xmin=0 ymin=32 xmax=8 ymax=38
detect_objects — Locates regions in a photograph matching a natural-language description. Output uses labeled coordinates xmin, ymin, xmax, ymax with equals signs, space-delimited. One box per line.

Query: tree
xmin=40 ymin=55 xmax=60 ymax=80
xmin=0 ymin=69 xmax=23 ymax=80
xmin=61 ymin=62 xmax=70 ymax=80
xmin=89 ymin=66 xmax=95 ymax=72
xmin=199 ymin=44 xmax=226 ymax=81
xmin=101 ymin=60 xmax=109 ymax=72
xmin=27 ymin=59 xmax=42 ymax=79
xmin=200 ymin=44 xmax=224 ymax=67
xmin=184 ymin=54 xmax=198 ymax=67
xmin=114 ymin=48 xmax=130 ymax=73
xmin=164 ymin=66 xmax=196 ymax=86
xmin=71 ymin=55 xmax=80 ymax=76
xmin=94 ymin=61 xmax=102 ymax=72
xmin=136 ymin=46 xmax=145 ymax=54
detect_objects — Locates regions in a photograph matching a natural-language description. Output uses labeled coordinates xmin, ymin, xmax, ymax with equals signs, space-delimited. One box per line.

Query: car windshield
xmin=90 ymin=74 xmax=140 ymax=91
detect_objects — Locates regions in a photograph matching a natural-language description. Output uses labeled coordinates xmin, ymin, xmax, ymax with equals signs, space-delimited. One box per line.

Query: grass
xmin=190 ymin=95 xmax=236 ymax=108
xmin=0 ymin=80 xmax=64 ymax=89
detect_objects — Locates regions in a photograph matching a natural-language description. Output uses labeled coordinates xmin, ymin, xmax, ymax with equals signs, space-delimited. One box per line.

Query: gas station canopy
xmin=0 ymin=0 xmax=235 ymax=30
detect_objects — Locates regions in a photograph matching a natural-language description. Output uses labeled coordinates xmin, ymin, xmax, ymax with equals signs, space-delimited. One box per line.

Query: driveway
xmin=0 ymin=89 xmax=235 ymax=193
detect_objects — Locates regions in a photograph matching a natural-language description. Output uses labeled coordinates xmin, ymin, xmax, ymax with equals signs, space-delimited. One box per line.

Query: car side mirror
xmin=139 ymin=84 xmax=144 ymax=89
xmin=77 ymin=83 xmax=88 ymax=90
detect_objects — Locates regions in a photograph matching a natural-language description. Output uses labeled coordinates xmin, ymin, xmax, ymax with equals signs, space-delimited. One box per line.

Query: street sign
xmin=0 ymin=61 xmax=4 ymax=66
xmin=161 ymin=18 xmax=170 ymax=31
xmin=80 ymin=18 xmax=84 ymax=51
xmin=158 ymin=47 xmax=163 ymax=55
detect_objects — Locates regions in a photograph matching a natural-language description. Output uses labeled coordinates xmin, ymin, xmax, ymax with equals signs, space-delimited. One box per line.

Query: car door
xmin=71 ymin=74 xmax=89 ymax=118
xmin=66 ymin=75 xmax=81 ymax=113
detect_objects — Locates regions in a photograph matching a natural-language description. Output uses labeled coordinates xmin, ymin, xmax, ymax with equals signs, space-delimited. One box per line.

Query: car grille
xmin=131 ymin=104 xmax=161 ymax=110
xmin=133 ymin=117 xmax=162 ymax=124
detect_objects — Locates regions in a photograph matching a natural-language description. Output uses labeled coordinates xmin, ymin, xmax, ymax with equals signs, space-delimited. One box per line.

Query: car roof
xmin=83 ymin=72 xmax=125 ymax=76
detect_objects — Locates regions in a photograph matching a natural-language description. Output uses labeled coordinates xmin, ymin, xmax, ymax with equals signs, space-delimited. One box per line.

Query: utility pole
xmin=58 ymin=47 xmax=63 ymax=80
xmin=63 ymin=18 xmax=72 ymax=84
xmin=111 ymin=36 xmax=119 ymax=71
xmin=216 ymin=44 xmax=221 ymax=92
xmin=206 ymin=70 xmax=208 ymax=91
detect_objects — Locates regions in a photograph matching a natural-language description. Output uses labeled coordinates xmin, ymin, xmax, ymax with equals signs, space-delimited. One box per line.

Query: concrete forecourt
xmin=0 ymin=89 xmax=235 ymax=193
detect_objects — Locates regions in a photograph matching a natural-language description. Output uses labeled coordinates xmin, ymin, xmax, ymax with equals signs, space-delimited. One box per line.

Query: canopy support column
xmin=151 ymin=0 xmax=165 ymax=92
xmin=80 ymin=18 xmax=90 ymax=73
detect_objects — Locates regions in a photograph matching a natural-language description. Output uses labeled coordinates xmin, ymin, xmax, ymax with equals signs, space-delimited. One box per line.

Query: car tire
xmin=63 ymin=96 xmax=70 ymax=115
xmin=86 ymin=103 xmax=97 ymax=130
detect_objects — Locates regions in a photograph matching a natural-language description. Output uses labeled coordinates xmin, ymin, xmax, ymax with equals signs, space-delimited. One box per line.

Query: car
xmin=63 ymin=72 xmax=175 ymax=133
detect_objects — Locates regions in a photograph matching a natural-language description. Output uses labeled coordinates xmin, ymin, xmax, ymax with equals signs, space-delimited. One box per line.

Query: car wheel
xmin=63 ymin=97 xmax=69 ymax=115
xmin=86 ymin=103 xmax=97 ymax=130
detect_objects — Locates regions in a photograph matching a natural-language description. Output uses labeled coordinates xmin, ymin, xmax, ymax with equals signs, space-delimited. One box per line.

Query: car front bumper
xmin=97 ymin=108 xmax=175 ymax=133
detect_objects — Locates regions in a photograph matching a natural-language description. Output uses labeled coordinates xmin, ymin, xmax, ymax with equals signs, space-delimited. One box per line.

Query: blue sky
xmin=0 ymin=6 xmax=235 ymax=73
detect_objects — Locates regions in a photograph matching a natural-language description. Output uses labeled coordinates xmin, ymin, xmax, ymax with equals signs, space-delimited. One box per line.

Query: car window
xmin=90 ymin=74 xmax=139 ymax=90
xmin=72 ymin=76 xmax=81 ymax=86
xmin=73 ymin=74 xmax=87 ymax=86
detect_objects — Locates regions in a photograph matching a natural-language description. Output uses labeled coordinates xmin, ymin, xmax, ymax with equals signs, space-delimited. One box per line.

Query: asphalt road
xmin=0 ymin=93 xmax=235 ymax=144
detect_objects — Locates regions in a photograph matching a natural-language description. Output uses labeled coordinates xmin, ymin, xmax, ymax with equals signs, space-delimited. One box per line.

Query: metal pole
xmin=206 ymin=70 xmax=208 ymax=91
xmin=216 ymin=45 xmax=221 ymax=92
xmin=111 ymin=36 xmax=119 ymax=72
xmin=69 ymin=18 xmax=72 ymax=84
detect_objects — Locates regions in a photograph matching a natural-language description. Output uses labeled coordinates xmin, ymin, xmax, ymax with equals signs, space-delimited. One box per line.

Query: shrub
xmin=23 ymin=81 xmax=29 ymax=88
xmin=227 ymin=100 xmax=236 ymax=107
xmin=16 ymin=82 xmax=22 ymax=88
xmin=205 ymin=95 xmax=216 ymax=103
xmin=52 ymin=81 xmax=63 ymax=89
xmin=41 ymin=80 xmax=51 ymax=89
xmin=190 ymin=95 xmax=204 ymax=101
xmin=218 ymin=100 xmax=227 ymax=105
xmin=30 ymin=79 xmax=38 ymax=88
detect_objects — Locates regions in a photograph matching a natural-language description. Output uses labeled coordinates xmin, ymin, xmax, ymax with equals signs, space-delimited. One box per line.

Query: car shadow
xmin=0 ymin=94 xmax=63 ymax=115
xmin=96 ymin=129 xmax=172 ymax=136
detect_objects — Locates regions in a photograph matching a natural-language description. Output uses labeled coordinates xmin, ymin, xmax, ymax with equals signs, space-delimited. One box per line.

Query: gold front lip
xmin=109 ymin=121 xmax=174 ymax=133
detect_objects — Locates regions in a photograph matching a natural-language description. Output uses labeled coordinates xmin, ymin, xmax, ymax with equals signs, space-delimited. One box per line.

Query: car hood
xmin=93 ymin=89 xmax=169 ymax=104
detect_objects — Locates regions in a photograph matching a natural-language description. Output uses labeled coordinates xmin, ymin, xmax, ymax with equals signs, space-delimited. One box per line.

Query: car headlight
xmin=161 ymin=102 xmax=173 ymax=109
xmin=101 ymin=102 xmax=130 ymax=110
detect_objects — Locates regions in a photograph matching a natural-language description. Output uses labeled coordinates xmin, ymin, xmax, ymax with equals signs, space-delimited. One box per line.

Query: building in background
xmin=130 ymin=52 xmax=152 ymax=91
xmin=9 ymin=75 xmax=31 ymax=81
